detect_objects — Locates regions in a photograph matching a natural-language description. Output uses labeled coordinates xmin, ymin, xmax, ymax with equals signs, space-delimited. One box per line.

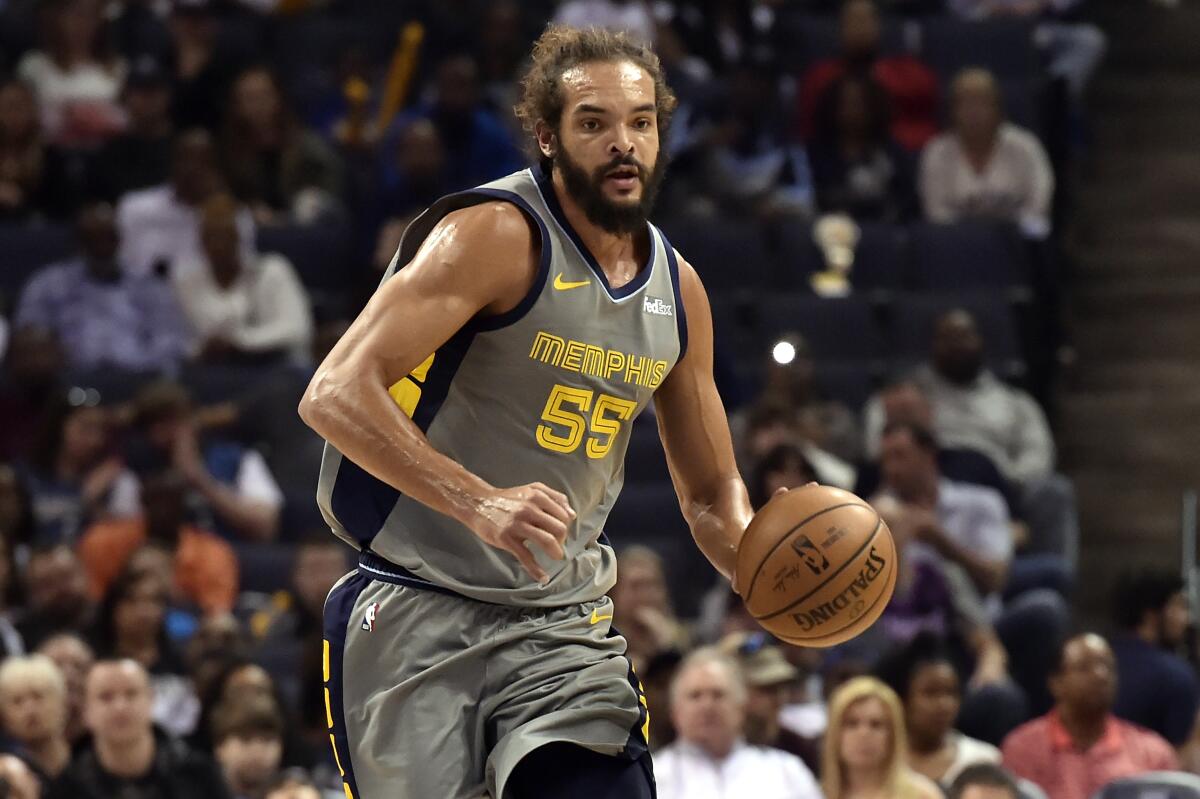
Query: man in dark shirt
xmin=91 ymin=58 xmax=175 ymax=201
xmin=1111 ymin=572 xmax=1200 ymax=749
xmin=50 ymin=659 xmax=231 ymax=799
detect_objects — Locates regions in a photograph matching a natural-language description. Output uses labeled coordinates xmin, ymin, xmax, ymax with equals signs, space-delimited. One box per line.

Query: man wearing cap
xmin=722 ymin=632 xmax=821 ymax=772
xmin=655 ymin=647 xmax=822 ymax=799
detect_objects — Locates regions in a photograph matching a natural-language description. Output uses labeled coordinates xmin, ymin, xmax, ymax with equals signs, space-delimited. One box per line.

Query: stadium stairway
xmin=1060 ymin=0 xmax=1200 ymax=614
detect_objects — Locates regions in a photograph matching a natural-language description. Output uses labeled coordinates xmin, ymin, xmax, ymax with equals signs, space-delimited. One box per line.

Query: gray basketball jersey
xmin=316 ymin=167 xmax=687 ymax=606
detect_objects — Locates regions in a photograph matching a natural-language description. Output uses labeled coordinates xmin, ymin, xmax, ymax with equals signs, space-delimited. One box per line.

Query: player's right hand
xmin=471 ymin=483 xmax=575 ymax=584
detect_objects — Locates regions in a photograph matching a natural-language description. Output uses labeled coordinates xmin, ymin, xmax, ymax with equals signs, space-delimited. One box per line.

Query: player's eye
xmin=581 ymin=119 xmax=600 ymax=131
xmin=634 ymin=118 xmax=652 ymax=130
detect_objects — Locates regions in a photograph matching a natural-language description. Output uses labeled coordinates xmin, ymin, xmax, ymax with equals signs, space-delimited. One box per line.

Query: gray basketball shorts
xmin=321 ymin=551 xmax=652 ymax=799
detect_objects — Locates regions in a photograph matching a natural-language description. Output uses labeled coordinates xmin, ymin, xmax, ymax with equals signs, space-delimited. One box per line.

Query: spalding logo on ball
xmin=736 ymin=484 xmax=898 ymax=648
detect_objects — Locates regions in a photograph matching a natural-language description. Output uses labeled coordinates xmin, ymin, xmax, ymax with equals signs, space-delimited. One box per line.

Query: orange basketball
xmin=736 ymin=484 xmax=897 ymax=648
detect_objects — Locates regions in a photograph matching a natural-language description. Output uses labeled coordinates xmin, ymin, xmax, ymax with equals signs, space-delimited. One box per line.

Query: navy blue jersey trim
xmin=358 ymin=550 xmax=476 ymax=600
xmin=328 ymin=464 xmax=399 ymax=550
xmin=532 ymin=164 xmax=655 ymax=301
xmin=657 ymin=227 xmax=688 ymax=363
xmin=323 ymin=573 xmax=367 ymax=798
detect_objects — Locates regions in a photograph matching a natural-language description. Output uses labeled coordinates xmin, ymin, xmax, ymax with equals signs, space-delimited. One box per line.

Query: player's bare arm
xmin=654 ymin=254 xmax=754 ymax=585
xmin=298 ymin=201 xmax=573 ymax=582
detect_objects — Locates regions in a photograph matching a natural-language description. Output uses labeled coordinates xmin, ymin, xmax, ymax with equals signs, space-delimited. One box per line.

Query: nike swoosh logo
xmin=590 ymin=609 xmax=614 ymax=625
xmin=554 ymin=272 xmax=591 ymax=291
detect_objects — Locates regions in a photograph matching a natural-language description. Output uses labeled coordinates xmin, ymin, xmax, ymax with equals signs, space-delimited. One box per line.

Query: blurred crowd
xmin=0 ymin=0 xmax=1188 ymax=798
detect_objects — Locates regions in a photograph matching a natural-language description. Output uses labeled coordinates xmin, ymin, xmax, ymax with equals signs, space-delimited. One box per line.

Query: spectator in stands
xmin=654 ymin=647 xmax=822 ymax=799
xmin=374 ymin=118 xmax=452 ymax=238
xmin=721 ymin=632 xmax=820 ymax=771
xmin=878 ymin=427 xmax=1070 ymax=724
xmin=169 ymin=0 xmax=240 ymax=132
xmin=116 ymin=128 xmax=255 ymax=279
xmin=611 ymin=545 xmax=689 ymax=674
xmin=1110 ymin=572 xmax=1200 ymax=750
xmin=211 ymin=692 xmax=286 ymax=799
xmin=948 ymin=763 xmax=1022 ymax=799
xmin=109 ymin=0 xmax=172 ymax=66
xmin=821 ymin=676 xmax=942 ymax=799
xmin=858 ymin=379 xmax=1019 ymax=514
xmin=0 ymin=78 xmax=76 ymax=220
xmin=798 ymin=0 xmax=939 ymax=152
xmin=877 ymin=421 xmax=1013 ymax=605
xmin=78 ymin=467 xmax=238 ymax=615
xmin=91 ymin=57 xmax=175 ymax=200
xmin=18 ymin=393 xmax=129 ymax=544
xmin=919 ymin=69 xmax=1054 ymax=239
xmin=877 ymin=632 xmax=1002 ymax=788
xmin=810 ymin=72 xmax=917 ymax=223
xmin=91 ymin=562 xmax=197 ymax=736
xmin=0 ymin=655 xmax=71 ymax=782
xmin=36 ymin=634 xmax=94 ymax=745
xmin=864 ymin=311 xmax=1075 ymax=551
xmin=868 ymin=494 xmax=1028 ymax=744
xmin=173 ymin=193 xmax=314 ymax=366
xmin=16 ymin=0 xmax=125 ymax=148
xmin=17 ymin=546 xmax=95 ymax=650
xmin=688 ymin=55 xmax=815 ymax=220
xmin=392 ymin=54 xmax=522 ymax=194
xmin=15 ymin=201 xmax=190 ymax=374
xmin=220 ymin=66 xmax=345 ymax=224
xmin=50 ymin=659 xmax=231 ymax=799
xmin=946 ymin=0 xmax=1106 ymax=102
xmin=115 ymin=380 xmax=283 ymax=541
xmin=1002 ymin=633 xmax=1178 ymax=799
xmin=552 ymin=0 xmax=656 ymax=45
xmin=0 ymin=329 xmax=65 ymax=462
xmin=754 ymin=331 xmax=861 ymax=463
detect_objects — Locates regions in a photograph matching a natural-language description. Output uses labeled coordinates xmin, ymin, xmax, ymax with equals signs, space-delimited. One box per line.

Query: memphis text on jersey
xmin=529 ymin=331 xmax=670 ymax=390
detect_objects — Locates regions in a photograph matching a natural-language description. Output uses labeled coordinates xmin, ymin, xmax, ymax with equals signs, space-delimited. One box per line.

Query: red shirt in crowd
xmin=1001 ymin=710 xmax=1178 ymax=799
xmin=798 ymin=56 xmax=940 ymax=151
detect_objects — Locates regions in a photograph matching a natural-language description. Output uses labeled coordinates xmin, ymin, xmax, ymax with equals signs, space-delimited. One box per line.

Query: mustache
xmin=593 ymin=154 xmax=648 ymax=182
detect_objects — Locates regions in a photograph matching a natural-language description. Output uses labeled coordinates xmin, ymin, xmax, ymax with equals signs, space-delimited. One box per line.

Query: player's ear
xmin=535 ymin=120 xmax=556 ymax=159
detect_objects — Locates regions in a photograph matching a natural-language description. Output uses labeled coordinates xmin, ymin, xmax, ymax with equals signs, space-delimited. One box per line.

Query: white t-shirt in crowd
xmin=655 ymin=740 xmax=823 ymax=799
xmin=16 ymin=51 xmax=124 ymax=144
xmin=116 ymin=185 xmax=257 ymax=279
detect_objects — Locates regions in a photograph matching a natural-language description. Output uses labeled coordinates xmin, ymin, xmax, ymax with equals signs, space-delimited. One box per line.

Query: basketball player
xmin=300 ymin=26 xmax=759 ymax=799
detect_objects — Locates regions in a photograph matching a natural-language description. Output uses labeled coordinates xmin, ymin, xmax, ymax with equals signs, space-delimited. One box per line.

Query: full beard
xmin=554 ymin=143 xmax=666 ymax=235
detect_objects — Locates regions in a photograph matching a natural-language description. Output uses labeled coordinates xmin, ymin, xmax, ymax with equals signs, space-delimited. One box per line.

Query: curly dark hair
xmin=514 ymin=25 xmax=678 ymax=172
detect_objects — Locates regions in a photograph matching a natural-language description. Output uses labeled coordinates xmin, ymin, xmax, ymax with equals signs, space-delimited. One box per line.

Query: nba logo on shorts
xmin=792 ymin=535 xmax=830 ymax=576
xmin=361 ymin=602 xmax=380 ymax=632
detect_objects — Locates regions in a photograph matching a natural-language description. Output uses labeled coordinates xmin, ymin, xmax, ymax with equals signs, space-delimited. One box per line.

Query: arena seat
xmin=920 ymin=17 xmax=1040 ymax=81
xmin=1090 ymin=772 xmax=1200 ymax=799
xmin=776 ymin=12 xmax=910 ymax=71
xmin=257 ymin=223 xmax=353 ymax=293
xmin=234 ymin=543 xmax=297 ymax=595
xmin=908 ymin=221 xmax=1031 ymax=292
xmin=758 ymin=294 xmax=885 ymax=362
xmin=659 ymin=218 xmax=773 ymax=292
xmin=623 ymin=420 xmax=672 ymax=484
xmin=813 ymin=362 xmax=877 ymax=411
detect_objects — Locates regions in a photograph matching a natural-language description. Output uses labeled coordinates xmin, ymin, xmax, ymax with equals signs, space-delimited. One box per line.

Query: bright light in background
xmin=772 ymin=340 xmax=796 ymax=365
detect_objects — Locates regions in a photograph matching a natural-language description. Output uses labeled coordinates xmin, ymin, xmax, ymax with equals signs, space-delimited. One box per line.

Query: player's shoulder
xmin=438 ymin=201 xmax=537 ymax=249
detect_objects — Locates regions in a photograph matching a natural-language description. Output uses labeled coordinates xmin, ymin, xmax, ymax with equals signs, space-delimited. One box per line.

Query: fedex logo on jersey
xmin=643 ymin=297 xmax=673 ymax=317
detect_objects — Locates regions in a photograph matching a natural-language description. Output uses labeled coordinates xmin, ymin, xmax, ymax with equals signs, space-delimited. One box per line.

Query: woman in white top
xmin=17 ymin=0 xmax=125 ymax=147
xmin=879 ymin=632 xmax=1002 ymax=789
xmin=822 ymin=676 xmax=943 ymax=799
xmin=918 ymin=68 xmax=1054 ymax=239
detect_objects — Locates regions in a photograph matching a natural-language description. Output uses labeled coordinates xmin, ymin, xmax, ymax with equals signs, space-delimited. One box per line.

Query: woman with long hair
xmin=220 ymin=65 xmax=344 ymax=223
xmin=822 ymin=676 xmax=942 ymax=799
xmin=877 ymin=633 xmax=1002 ymax=789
